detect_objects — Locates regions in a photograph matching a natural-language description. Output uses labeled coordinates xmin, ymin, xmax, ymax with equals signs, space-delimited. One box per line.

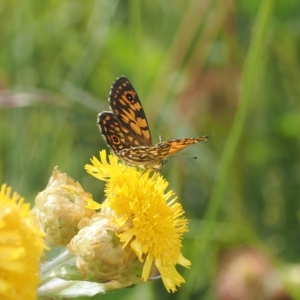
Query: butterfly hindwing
xmin=98 ymin=112 xmax=141 ymax=154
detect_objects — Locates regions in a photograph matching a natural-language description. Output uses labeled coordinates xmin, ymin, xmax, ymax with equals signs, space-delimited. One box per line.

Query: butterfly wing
xmin=118 ymin=135 xmax=212 ymax=169
xmin=98 ymin=76 xmax=213 ymax=170
xmin=157 ymin=136 xmax=212 ymax=158
xmin=98 ymin=112 xmax=144 ymax=154
xmin=108 ymin=76 xmax=152 ymax=146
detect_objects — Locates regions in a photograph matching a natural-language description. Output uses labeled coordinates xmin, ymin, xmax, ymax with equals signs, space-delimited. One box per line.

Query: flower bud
xmin=67 ymin=210 xmax=154 ymax=288
xmin=31 ymin=167 xmax=96 ymax=246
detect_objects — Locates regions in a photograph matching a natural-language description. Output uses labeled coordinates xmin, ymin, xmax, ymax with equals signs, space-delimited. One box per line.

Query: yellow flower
xmin=31 ymin=166 xmax=99 ymax=246
xmin=0 ymin=184 xmax=45 ymax=300
xmin=85 ymin=150 xmax=191 ymax=293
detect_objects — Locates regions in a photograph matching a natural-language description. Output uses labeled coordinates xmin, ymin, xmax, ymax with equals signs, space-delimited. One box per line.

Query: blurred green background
xmin=1 ymin=0 xmax=300 ymax=299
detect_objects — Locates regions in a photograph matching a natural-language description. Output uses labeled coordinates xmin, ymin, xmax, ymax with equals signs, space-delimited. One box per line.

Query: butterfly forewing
xmin=109 ymin=76 xmax=152 ymax=146
xmin=158 ymin=136 xmax=211 ymax=157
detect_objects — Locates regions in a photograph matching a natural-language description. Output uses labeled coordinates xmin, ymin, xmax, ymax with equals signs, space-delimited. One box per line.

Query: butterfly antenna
xmin=168 ymin=155 xmax=198 ymax=159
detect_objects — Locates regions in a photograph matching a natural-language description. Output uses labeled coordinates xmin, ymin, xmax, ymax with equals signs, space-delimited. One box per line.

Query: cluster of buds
xmin=33 ymin=150 xmax=190 ymax=298
xmin=32 ymin=167 xmax=156 ymax=298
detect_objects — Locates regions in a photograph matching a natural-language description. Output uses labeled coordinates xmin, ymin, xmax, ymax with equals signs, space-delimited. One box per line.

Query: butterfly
xmin=98 ymin=76 xmax=212 ymax=170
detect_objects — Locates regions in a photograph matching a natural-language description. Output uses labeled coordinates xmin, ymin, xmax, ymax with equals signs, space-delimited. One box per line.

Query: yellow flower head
xmin=85 ymin=150 xmax=191 ymax=293
xmin=0 ymin=184 xmax=45 ymax=300
xmin=31 ymin=167 xmax=98 ymax=246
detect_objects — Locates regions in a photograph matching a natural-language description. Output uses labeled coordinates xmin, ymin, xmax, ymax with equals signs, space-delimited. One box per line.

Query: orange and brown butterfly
xmin=98 ymin=76 xmax=212 ymax=170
